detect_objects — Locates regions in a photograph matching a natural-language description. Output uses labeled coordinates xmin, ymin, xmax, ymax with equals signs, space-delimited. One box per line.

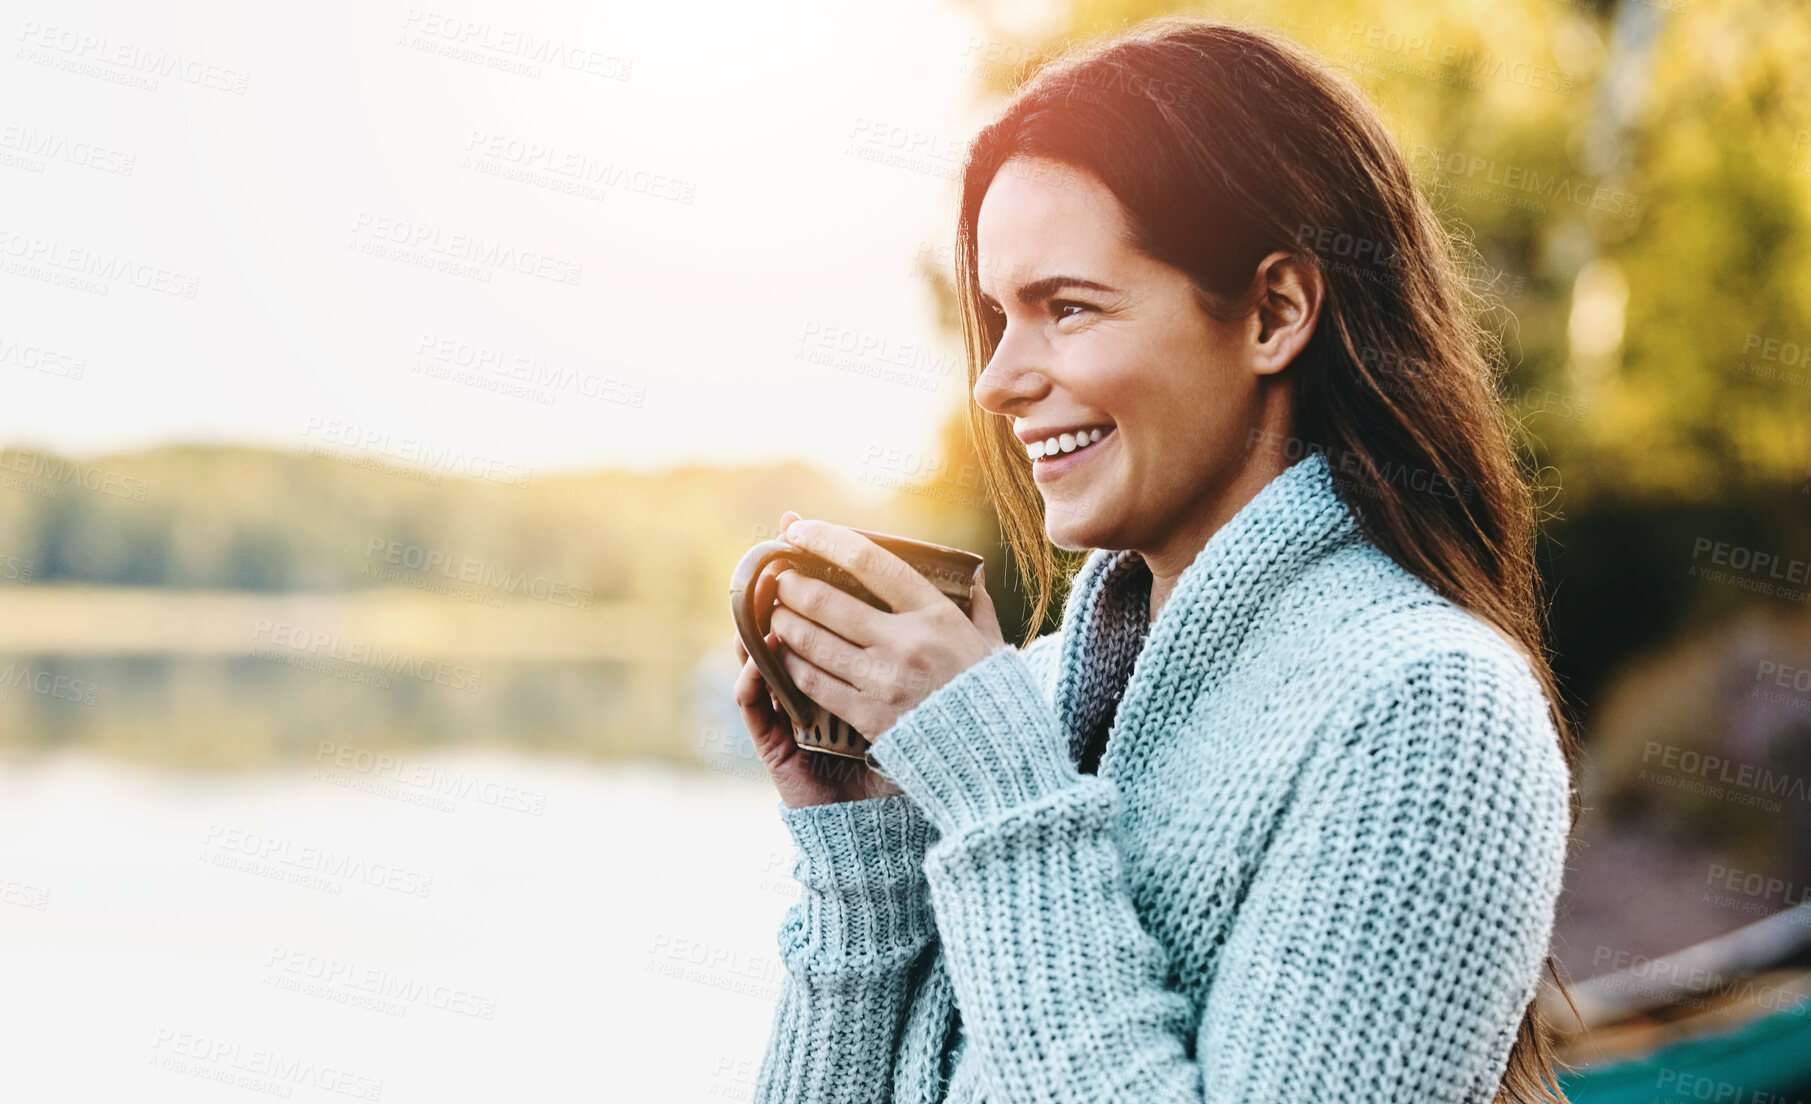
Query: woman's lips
xmin=1032 ymin=426 xmax=1116 ymax=484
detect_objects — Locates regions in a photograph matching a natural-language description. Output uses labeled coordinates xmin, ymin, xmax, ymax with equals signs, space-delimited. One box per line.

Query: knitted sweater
xmin=751 ymin=450 xmax=1573 ymax=1103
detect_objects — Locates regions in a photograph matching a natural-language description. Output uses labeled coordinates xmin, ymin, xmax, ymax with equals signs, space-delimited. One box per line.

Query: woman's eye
xmin=1050 ymin=301 xmax=1092 ymax=322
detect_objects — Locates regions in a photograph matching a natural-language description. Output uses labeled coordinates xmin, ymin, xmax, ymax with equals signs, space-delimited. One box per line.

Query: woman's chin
xmin=1043 ymin=509 xmax=1108 ymax=552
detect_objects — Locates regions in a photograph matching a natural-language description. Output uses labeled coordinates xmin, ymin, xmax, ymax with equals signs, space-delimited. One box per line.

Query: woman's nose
xmin=973 ymin=330 xmax=1047 ymax=416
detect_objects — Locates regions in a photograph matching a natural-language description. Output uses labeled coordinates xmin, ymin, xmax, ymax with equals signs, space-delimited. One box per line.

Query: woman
xmin=734 ymin=17 xmax=1579 ymax=1104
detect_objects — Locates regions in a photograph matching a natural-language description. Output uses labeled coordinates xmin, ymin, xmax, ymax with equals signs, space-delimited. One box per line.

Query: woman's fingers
xmin=734 ymin=632 xmax=794 ymax=727
xmin=755 ymin=557 xmax=793 ymax=638
xmin=771 ymin=603 xmax=868 ymax=690
xmin=733 ymin=650 xmax=768 ymax=710
xmin=756 ymin=510 xmax=803 ymax=637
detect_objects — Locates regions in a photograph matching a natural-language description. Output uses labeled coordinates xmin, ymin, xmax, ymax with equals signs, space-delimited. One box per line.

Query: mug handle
xmin=729 ymin=540 xmax=827 ymax=743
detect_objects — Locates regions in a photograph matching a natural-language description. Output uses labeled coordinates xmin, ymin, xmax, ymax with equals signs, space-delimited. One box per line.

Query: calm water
xmin=0 ymin=650 xmax=747 ymax=767
xmin=0 ymin=750 xmax=799 ymax=1101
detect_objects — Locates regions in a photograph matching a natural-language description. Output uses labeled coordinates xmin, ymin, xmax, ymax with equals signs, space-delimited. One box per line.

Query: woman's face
xmin=973 ymin=155 xmax=1300 ymax=564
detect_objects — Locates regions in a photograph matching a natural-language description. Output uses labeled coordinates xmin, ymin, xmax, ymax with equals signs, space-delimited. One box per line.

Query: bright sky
xmin=1 ymin=0 xmax=1054 ymax=479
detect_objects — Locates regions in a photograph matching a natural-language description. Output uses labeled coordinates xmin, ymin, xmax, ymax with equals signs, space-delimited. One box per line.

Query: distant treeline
xmin=0 ymin=445 xmax=964 ymax=618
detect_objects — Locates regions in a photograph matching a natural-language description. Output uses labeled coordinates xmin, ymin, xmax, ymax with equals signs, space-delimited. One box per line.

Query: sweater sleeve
xmin=1197 ymin=647 xmax=1571 ymax=1101
xmin=752 ymin=792 xmax=940 ymax=1104
xmin=862 ymin=642 xmax=1571 ymax=1104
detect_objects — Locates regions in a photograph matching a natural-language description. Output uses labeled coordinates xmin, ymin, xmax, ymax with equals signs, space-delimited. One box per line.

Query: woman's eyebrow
xmin=980 ymin=275 xmax=1120 ymax=308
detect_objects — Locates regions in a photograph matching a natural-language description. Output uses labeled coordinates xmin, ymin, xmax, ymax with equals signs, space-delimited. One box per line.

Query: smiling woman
xmin=971 ymin=153 xmax=1323 ymax=621
xmin=746 ymin=15 xmax=1582 ymax=1104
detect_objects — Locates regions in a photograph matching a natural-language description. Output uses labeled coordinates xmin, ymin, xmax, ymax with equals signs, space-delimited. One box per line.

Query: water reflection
xmin=0 ymin=654 xmax=674 ymax=766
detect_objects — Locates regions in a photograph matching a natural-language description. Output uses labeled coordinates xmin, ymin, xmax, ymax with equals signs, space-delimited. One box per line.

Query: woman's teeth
xmin=1029 ymin=426 xmax=1113 ymax=461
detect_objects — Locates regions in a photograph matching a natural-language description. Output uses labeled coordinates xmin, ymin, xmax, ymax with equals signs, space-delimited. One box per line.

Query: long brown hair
xmin=952 ymin=17 xmax=1583 ymax=1103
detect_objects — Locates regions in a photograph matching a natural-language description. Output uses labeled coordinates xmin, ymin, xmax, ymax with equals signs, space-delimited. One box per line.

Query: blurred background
xmin=3 ymin=0 xmax=1809 ymax=1099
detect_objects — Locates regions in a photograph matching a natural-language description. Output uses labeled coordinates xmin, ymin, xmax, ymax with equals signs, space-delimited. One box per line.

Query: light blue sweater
xmin=752 ymin=450 xmax=1573 ymax=1103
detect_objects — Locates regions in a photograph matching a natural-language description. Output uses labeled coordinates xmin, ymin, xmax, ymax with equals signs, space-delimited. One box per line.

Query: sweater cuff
xmin=775 ymin=793 xmax=937 ymax=966
xmin=865 ymin=644 xmax=1076 ymax=837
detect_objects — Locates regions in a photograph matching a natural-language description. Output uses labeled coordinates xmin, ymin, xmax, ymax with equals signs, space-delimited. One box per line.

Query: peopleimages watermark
xmin=696 ymin=723 xmax=878 ymax=792
xmin=1501 ymin=382 xmax=1590 ymax=422
xmin=705 ymin=1054 xmax=761 ymax=1101
xmin=844 ymin=117 xmax=966 ymax=181
xmin=301 ymin=417 xmax=532 ymax=488
xmin=696 ymin=726 xmax=766 ymax=784
xmin=1295 ymin=224 xmax=1404 ymax=275
xmin=1703 ymin=862 xmax=1811 ymax=912
xmin=905 ymin=236 xmax=1039 ymax=290
xmin=15 ymin=22 xmax=250 ymax=95
xmin=858 ymin=466 xmax=988 ymax=512
xmin=1341 ymin=22 xmax=1574 ymax=96
xmin=794 ymin=320 xmax=959 ymax=392
xmin=755 ymin=848 xmax=802 ymax=901
xmin=1408 ymin=145 xmax=1639 ymax=219
xmin=857 ymin=443 xmax=988 ymax=511
xmin=1 ymin=875 xmax=49 ymax=911
xmin=148 ymin=1028 xmax=381 ymax=1101
xmin=347 ymin=212 xmax=582 ymax=287
xmin=1736 ymin=331 xmax=1811 ymax=391
xmin=0 ymin=122 xmax=134 ymax=177
xmin=398 ymin=8 xmax=632 ymax=81
xmin=646 ymin=931 xmax=786 ymax=1003
xmin=461 ymin=131 xmax=695 ymax=205
xmin=1638 ymin=740 xmax=1807 ymax=813
xmin=0 ymin=447 xmax=148 ymax=502
xmin=1587 ymin=945 xmax=1809 ymax=1020
xmin=0 ymin=227 xmax=199 ymax=298
xmin=361 ymin=547 xmax=502 ymax=610
xmin=413 ymin=334 xmax=646 ymax=409
xmin=0 ymin=331 xmax=86 ymax=381
xmin=1246 ymin=427 xmax=1476 ymax=503
xmin=1688 ymin=537 xmax=1811 ymax=606
xmin=315 ymin=741 xmax=548 ymax=816
xmin=199 ymin=823 xmax=434 ymax=899
xmin=1655 ymin=1070 xmax=1806 ymax=1104
xmin=263 ymin=945 xmax=499 ymax=1021
xmin=1752 ymin=659 xmax=1811 ymax=716
xmin=954 ymin=35 xmax=1044 ymax=82
xmin=0 ymin=661 xmax=98 ymax=706
xmin=251 ymin=618 xmax=484 ymax=694
xmin=362 ymin=536 xmax=595 ymax=611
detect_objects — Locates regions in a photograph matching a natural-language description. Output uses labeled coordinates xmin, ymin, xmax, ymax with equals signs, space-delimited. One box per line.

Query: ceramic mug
xmin=729 ymin=527 xmax=985 ymax=759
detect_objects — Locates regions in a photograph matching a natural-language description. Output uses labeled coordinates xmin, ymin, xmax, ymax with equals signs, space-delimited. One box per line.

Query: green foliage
xmin=0 ymin=447 xmax=876 ymax=611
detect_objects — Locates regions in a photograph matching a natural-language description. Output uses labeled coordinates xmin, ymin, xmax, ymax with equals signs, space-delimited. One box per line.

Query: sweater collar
xmin=1050 ymin=450 xmax=1364 ymax=768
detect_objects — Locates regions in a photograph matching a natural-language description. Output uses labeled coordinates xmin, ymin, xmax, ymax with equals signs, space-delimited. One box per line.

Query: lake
xmin=0 ymin=750 xmax=801 ymax=1101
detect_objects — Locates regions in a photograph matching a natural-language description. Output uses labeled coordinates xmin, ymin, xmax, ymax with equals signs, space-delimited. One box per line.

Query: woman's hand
xmin=768 ymin=517 xmax=1006 ymax=747
xmin=733 ymin=510 xmax=906 ymax=809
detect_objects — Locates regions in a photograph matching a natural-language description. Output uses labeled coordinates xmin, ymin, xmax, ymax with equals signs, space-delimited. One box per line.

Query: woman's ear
xmin=1248 ymin=251 xmax=1324 ymax=377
